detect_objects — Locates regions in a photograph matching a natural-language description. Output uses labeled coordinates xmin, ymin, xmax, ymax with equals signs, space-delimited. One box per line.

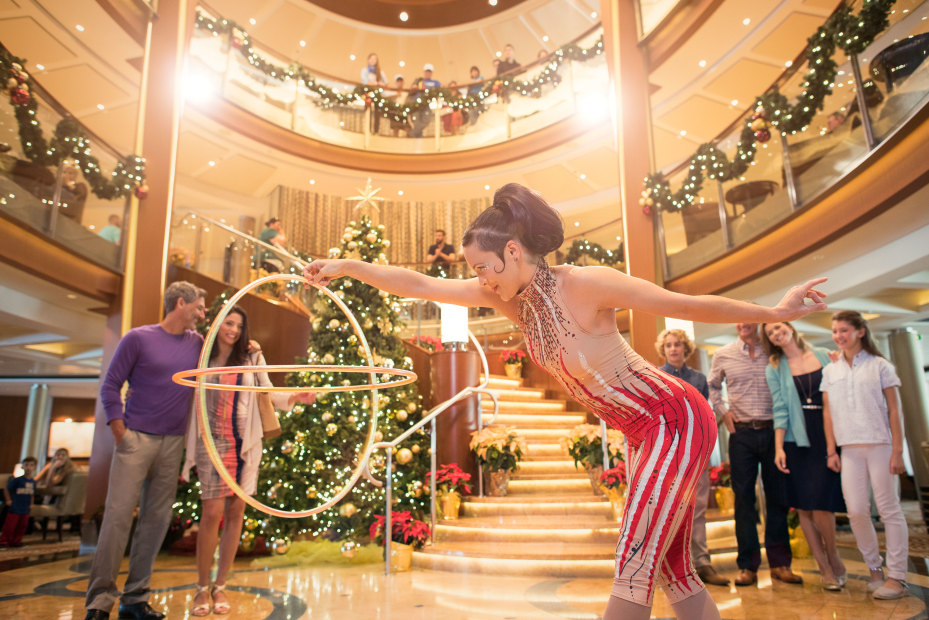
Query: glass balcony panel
xmin=663 ymin=167 xmax=727 ymax=279
xmin=0 ymin=85 xmax=126 ymax=271
xmin=859 ymin=2 xmax=929 ymax=142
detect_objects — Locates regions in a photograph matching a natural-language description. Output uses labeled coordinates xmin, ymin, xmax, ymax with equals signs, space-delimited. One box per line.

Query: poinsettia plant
xmin=412 ymin=335 xmax=444 ymax=352
xmin=599 ymin=462 xmax=627 ymax=490
xmin=499 ymin=349 xmax=526 ymax=365
xmin=709 ymin=462 xmax=731 ymax=487
xmin=561 ymin=423 xmax=624 ymax=469
xmin=470 ymin=427 xmax=527 ymax=473
xmin=425 ymin=463 xmax=472 ymax=496
xmin=369 ymin=511 xmax=431 ymax=549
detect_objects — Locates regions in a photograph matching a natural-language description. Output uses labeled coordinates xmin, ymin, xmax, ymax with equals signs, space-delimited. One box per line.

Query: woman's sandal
xmin=191 ymin=584 xmax=211 ymax=617
xmin=212 ymin=583 xmax=231 ymax=615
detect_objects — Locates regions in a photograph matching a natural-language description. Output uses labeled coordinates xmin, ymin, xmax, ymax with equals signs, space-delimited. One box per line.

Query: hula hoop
xmin=172 ymin=365 xmax=417 ymax=392
xmin=175 ymin=273 xmax=417 ymax=519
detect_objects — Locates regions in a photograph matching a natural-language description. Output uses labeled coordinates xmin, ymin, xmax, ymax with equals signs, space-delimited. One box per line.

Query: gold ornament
xmin=245 ymin=518 xmax=258 ymax=531
xmin=340 ymin=540 xmax=358 ymax=558
xmin=307 ymin=486 xmax=318 ymax=498
xmin=339 ymin=502 xmax=357 ymax=518
xmin=281 ymin=440 xmax=293 ymax=454
xmin=397 ymin=448 xmax=413 ymax=464
xmin=407 ymin=402 xmax=417 ymax=413
xmin=366 ymin=232 xmax=377 ymax=243
xmin=374 ymin=431 xmax=383 ymax=442
xmin=321 ymin=412 xmax=333 ymax=422
xmin=411 ymin=444 xmax=420 ymax=454
xmin=326 ymin=423 xmax=338 ymax=435
xmin=272 ymin=538 xmax=291 ymax=555
xmin=313 ymin=459 xmax=325 ymax=471
xmin=342 ymin=232 xmax=353 ymax=242
xmin=328 ymin=319 xmax=341 ymax=330
xmin=396 ymin=410 xmax=408 ymax=422
xmin=347 ymin=415 xmax=356 ymax=425
xmin=240 ymin=531 xmax=256 ymax=551
xmin=322 ymin=353 xmax=335 ymax=364
xmin=363 ymin=319 xmax=374 ymax=330
xmin=295 ymin=431 xmax=306 ymax=443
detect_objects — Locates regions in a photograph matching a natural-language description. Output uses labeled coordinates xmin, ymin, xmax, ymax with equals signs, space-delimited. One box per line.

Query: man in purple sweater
xmin=84 ymin=282 xmax=207 ymax=620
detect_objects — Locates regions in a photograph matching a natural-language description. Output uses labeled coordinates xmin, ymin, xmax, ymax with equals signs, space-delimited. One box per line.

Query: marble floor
xmin=1 ymin=547 xmax=927 ymax=619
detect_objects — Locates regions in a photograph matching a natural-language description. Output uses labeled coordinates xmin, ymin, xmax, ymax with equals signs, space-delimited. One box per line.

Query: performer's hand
xmin=288 ymin=391 xmax=316 ymax=407
xmin=774 ymin=447 xmax=789 ymax=474
xmin=774 ymin=278 xmax=828 ymax=320
xmin=303 ymin=259 xmax=347 ymax=287
xmin=890 ymin=450 xmax=905 ymax=475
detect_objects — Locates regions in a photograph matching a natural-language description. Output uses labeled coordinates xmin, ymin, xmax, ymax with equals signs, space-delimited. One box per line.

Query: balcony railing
xmin=658 ymin=1 xmax=929 ymax=280
xmin=186 ymin=8 xmax=607 ymax=154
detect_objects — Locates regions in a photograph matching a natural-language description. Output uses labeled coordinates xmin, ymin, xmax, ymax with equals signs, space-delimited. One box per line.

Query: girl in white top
xmin=822 ymin=310 xmax=908 ymax=600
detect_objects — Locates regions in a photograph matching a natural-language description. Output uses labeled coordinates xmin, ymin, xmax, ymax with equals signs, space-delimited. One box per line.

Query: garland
xmin=563 ymin=239 xmax=624 ymax=267
xmin=0 ymin=46 xmax=146 ymax=200
xmin=641 ymin=0 xmax=895 ymax=214
xmin=194 ymin=10 xmax=604 ymax=123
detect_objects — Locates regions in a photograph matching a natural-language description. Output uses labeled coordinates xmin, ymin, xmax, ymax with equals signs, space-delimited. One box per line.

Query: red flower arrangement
xmin=499 ymin=349 xmax=526 ymax=365
xmin=412 ymin=335 xmax=444 ymax=353
xmin=369 ymin=511 xmax=431 ymax=549
xmin=708 ymin=462 xmax=731 ymax=487
xmin=599 ymin=462 xmax=627 ymax=490
xmin=425 ymin=463 xmax=472 ymax=495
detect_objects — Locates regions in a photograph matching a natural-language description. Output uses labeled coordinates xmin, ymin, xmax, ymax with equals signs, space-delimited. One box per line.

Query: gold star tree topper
xmin=347 ymin=178 xmax=385 ymax=215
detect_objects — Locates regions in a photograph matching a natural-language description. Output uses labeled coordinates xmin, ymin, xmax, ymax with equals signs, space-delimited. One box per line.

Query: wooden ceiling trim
xmin=0 ymin=215 xmax=121 ymax=303
xmin=302 ymin=0 xmax=530 ymax=29
xmin=193 ymin=97 xmax=599 ymax=174
xmin=95 ymin=0 xmax=148 ymax=46
xmin=666 ymin=109 xmax=929 ymax=296
xmin=641 ymin=0 xmax=725 ymax=69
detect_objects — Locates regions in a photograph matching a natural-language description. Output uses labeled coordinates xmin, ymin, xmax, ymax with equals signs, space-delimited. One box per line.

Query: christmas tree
xmin=173 ymin=217 xmax=431 ymax=554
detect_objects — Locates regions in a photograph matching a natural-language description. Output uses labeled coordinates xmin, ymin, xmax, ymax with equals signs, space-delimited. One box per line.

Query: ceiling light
xmin=249 ymin=18 xmax=256 ymax=25
xmin=208 ymin=160 xmax=215 ymax=166
xmin=590 ymin=11 xmax=597 ymax=18
xmin=484 ymin=184 xmax=491 ymax=190
xmin=66 ymin=293 xmax=77 ymax=300
xmin=542 ymin=35 xmax=549 ymax=42
xmin=299 ymin=40 xmax=306 ymax=47
xmin=731 ymin=99 xmax=739 ymax=106
xmin=495 ymin=51 xmax=502 ymax=57
xmin=742 ymin=18 xmax=751 ymax=26
xmin=309 ymin=179 xmax=316 ymax=185
xmin=76 ymin=24 xmax=85 ymax=32
xmin=399 ymin=11 xmax=409 ymax=22
xmin=579 ymin=173 xmax=587 ymax=180
xmin=574 ymin=221 xmax=580 ymax=227
xmin=397 ymin=190 xmax=404 ymax=196
xmin=399 ymin=61 xmax=405 ymax=67
xmin=785 ymin=60 xmax=792 ymax=67
xmin=680 ymin=130 xmax=687 ymax=136
xmin=349 ymin=54 xmax=356 ymax=61
xmin=698 ymin=59 xmax=707 ymax=68
xmin=489 ymin=0 xmax=498 ymax=5
xmin=96 ymin=104 xmax=104 ymax=110
xmin=35 ymin=64 xmax=45 ymax=70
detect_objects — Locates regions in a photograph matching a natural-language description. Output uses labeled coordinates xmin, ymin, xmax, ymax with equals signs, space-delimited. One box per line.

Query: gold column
xmin=600 ymin=0 xmax=660 ymax=364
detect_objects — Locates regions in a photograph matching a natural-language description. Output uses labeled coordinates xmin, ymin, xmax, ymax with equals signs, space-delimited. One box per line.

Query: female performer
xmin=182 ymin=307 xmax=314 ymax=615
xmin=762 ymin=321 xmax=846 ymax=590
xmin=304 ymin=183 xmax=827 ymax=620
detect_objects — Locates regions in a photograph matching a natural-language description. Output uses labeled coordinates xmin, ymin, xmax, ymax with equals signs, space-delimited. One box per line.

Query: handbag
xmin=258 ymin=392 xmax=281 ymax=438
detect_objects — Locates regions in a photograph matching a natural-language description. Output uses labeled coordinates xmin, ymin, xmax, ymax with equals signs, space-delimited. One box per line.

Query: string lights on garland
xmin=194 ymin=10 xmax=603 ymax=124
xmin=641 ymin=0 xmax=895 ymax=213
xmin=0 ymin=47 xmax=146 ymax=201
xmin=563 ymin=239 xmax=624 ymax=267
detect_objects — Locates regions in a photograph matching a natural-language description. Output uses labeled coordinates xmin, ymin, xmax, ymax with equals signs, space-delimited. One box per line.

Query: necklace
xmin=803 ymin=372 xmax=812 ymax=404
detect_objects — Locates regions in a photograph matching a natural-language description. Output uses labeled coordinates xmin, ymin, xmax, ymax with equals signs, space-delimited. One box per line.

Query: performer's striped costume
xmin=517 ymin=259 xmax=716 ymax=605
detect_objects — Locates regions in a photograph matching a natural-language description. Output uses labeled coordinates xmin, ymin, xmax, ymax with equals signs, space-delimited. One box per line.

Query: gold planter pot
xmin=439 ymin=491 xmax=462 ymax=520
xmin=390 ymin=542 xmax=414 ymax=572
xmin=503 ymin=363 xmax=523 ymax=379
xmin=603 ymin=484 xmax=627 ymax=521
xmin=714 ymin=486 xmax=735 ymax=513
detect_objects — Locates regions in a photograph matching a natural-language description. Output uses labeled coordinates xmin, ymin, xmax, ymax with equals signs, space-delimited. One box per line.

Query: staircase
xmin=413 ymin=374 xmax=737 ymax=577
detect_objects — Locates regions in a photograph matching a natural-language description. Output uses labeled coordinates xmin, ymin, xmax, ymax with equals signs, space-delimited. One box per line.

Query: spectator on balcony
xmin=409 ymin=64 xmax=441 ymax=138
xmin=360 ymin=53 xmax=388 ymax=135
xmin=426 ymin=229 xmax=456 ymax=278
xmin=258 ymin=217 xmax=287 ymax=273
xmin=497 ymin=44 xmax=520 ymax=76
xmin=388 ymin=75 xmax=411 ymax=137
xmin=98 ymin=214 xmax=122 ymax=244
xmin=60 ymin=163 xmax=88 ymax=223
xmin=467 ymin=66 xmax=485 ymax=125
xmin=441 ymin=81 xmax=464 ymax=135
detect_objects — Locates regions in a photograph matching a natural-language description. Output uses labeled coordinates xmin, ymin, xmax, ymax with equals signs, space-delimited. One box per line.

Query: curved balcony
xmin=658 ymin=2 xmax=929 ymax=292
xmin=185 ymin=8 xmax=607 ymax=172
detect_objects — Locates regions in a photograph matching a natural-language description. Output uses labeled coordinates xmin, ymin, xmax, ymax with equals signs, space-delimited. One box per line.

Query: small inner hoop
xmin=172 ymin=365 xmax=417 ymax=392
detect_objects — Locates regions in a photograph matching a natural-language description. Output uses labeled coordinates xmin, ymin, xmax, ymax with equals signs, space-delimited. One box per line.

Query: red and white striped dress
xmin=517 ymin=259 xmax=716 ymax=605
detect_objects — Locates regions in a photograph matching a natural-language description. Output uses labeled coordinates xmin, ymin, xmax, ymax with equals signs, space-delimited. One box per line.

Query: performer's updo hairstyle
xmin=462 ymin=183 xmax=564 ymax=263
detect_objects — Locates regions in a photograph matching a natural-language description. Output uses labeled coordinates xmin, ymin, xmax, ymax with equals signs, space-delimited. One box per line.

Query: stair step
xmin=505 ymin=478 xmax=593 ymax=495
xmin=481 ymin=399 xmax=567 ymax=412
xmin=481 ymin=387 xmax=547 ymax=400
xmin=435 ymin=521 xmax=620 ymax=544
xmin=489 ymin=413 xmax=585 ymax=427
xmin=420 ymin=540 xmax=615 ymax=561
xmin=513 ymin=460 xmax=584 ymax=475
xmin=462 ymin=497 xmax=612 ymax=518
xmin=412 ymin=552 xmax=615 ymax=578
xmin=497 ymin=428 xmax=574 ymax=441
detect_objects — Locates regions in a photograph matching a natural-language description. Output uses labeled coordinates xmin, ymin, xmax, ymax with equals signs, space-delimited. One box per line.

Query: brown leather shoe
xmin=770 ymin=566 xmax=803 ymax=584
xmin=734 ymin=569 xmax=757 ymax=586
xmin=697 ymin=565 xmax=731 ymax=586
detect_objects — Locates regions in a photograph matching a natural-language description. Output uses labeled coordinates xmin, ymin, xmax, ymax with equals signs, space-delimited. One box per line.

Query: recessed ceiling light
xmin=590 ymin=11 xmax=597 ymax=18
xmin=299 ymin=40 xmax=306 ymax=47
xmin=616 ymin=236 xmax=622 ymax=241
xmin=309 ymin=179 xmax=316 ymax=185
xmin=66 ymin=293 xmax=77 ymax=299
xmin=489 ymin=0 xmax=497 ymax=5
xmin=349 ymin=54 xmax=356 ymax=61
xmin=742 ymin=18 xmax=751 ymax=26
xmin=574 ymin=221 xmax=580 ymax=227
xmin=96 ymin=104 xmax=104 ymax=110
xmin=495 ymin=51 xmax=502 ymax=57
xmin=484 ymin=184 xmax=491 ymax=190
xmin=542 ymin=35 xmax=549 ymax=42
xmin=731 ymin=99 xmax=739 ymax=106
xmin=249 ymin=18 xmax=256 ymax=25
xmin=208 ymin=160 xmax=216 ymax=166
xmin=35 ymin=63 xmax=45 ymax=70
xmin=680 ymin=130 xmax=687 ymax=136
xmin=579 ymin=173 xmax=587 ymax=180
xmin=698 ymin=59 xmax=707 ymax=68
xmin=75 ymin=24 xmax=85 ymax=32
xmin=785 ymin=60 xmax=792 ymax=67
xmin=399 ymin=61 xmax=405 ymax=67
xmin=399 ymin=11 xmax=409 ymax=22
xmin=397 ymin=190 xmax=404 ymax=196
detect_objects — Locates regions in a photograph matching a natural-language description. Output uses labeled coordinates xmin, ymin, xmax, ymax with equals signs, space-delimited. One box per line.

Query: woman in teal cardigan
xmin=762 ymin=321 xmax=846 ymax=591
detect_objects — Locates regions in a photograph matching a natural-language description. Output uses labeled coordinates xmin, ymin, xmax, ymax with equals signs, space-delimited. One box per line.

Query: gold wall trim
xmin=0 ymin=215 xmax=121 ymax=302
xmin=666 ymin=110 xmax=929 ymax=296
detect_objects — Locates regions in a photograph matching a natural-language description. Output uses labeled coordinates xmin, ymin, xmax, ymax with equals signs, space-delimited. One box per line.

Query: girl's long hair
xmin=461 ymin=183 xmax=564 ymax=270
xmin=209 ymin=306 xmax=250 ymax=366
xmin=832 ymin=310 xmax=884 ymax=358
xmin=760 ymin=321 xmax=810 ymax=367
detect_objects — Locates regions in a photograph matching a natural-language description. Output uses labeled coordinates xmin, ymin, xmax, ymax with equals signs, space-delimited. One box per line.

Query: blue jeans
xmin=729 ymin=426 xmax=792 ymax=571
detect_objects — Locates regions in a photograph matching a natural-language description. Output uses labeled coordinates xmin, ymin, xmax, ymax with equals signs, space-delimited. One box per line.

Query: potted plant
xmin=369 ymin=510 xmax=431 ymax=571
xmin=599 ymin=462 xmax=628 ymax=521
xmin=411 ymin=335 xmax=444 ymax=353
xmin=499 ymin=349 xmax=526 ymax=379
xmin=708 ymin=463 xmax=734 ymax=512
xmin=425 ymin=463 xmax=472 ymax=520
xmin=561 ymin=423 xmax=624 ymax=495
xmin=469 ymin=426 xmax=527 ymax=496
